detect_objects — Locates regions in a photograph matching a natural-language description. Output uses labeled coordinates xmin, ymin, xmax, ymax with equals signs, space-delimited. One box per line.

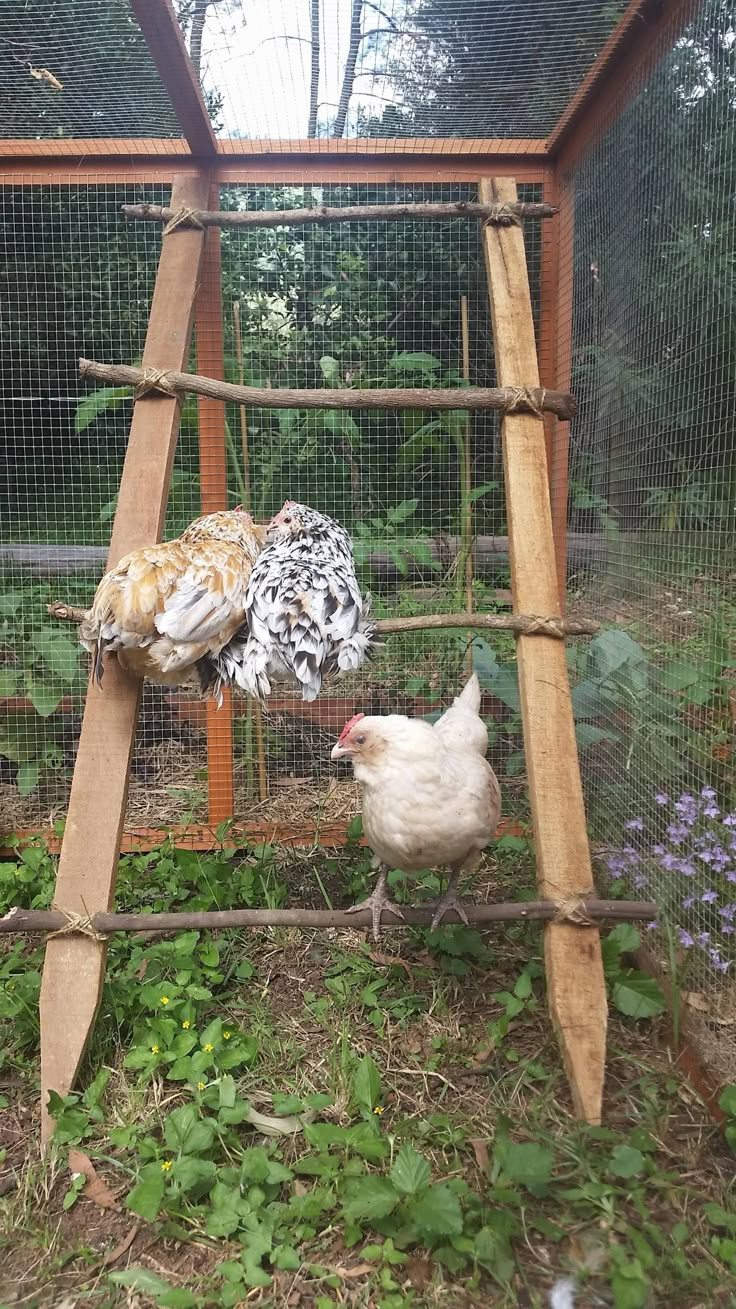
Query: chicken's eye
xmin=355 ymin=733 xmax=366 ymax=745
xmin=283 ymin=515 xmax=292 ymax=524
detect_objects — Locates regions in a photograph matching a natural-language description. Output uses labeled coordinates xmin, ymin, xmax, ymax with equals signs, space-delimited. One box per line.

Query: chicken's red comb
xmin=233 ymin=504 xmax=242 ymax=512
xmin=338 ymin=712 xmax=365 ymax=743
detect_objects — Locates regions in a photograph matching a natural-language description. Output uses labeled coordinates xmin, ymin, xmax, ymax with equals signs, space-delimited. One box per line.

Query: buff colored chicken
xmin=79 ymin=509 xmax=265 ymax=699
xmin=331 ymin=674 xmax=501 ymax=940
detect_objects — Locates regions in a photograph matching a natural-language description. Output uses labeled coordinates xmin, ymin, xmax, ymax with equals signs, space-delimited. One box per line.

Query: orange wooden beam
xmin=550 ymin=172 xmax=575 ymax=610
xmin=128 ymin=0 xmax=217 ymax=158
xmin=548 ymin=0 xmax=701 ymax=167
xmin=195 ymin=178 xmax=235 ymax=826
xmin=0 ymin=136 xmax=548 ymax=159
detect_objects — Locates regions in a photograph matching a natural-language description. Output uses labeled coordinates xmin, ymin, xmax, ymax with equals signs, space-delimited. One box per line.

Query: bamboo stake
xmin=232 ymin=301 xmax=267 ymax=803
xmin=460 ymin=295 xmax=474 ymax=678
xmin=1 ymin=900 xmax=658 ymax=936
xmin=122 ymin=200 xmax=559 ymax=231
xmin=480 ymin=176 xmax=607 ymax=1125
xmin=78 ymin=359 xmax=577 ymax=420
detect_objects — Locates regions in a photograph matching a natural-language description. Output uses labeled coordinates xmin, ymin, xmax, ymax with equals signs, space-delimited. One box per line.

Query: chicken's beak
xmin=330 ymin=741 xmax=349 ymax=760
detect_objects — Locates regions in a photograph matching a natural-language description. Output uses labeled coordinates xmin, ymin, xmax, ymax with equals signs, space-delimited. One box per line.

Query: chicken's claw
xmin=428 ymin=891 xmax=471 ymax=933
xmin=346 ymin=867 xmax=405 ymax=942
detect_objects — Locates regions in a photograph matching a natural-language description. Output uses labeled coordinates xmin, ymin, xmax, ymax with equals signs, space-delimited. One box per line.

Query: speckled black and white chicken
xmin=202 ymin=501 xmax=378 ymax=703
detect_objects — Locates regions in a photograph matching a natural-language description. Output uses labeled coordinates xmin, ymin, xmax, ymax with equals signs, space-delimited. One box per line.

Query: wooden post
xmin=38 ymin=173 xmax=210 ymax=1149
xmin=537 ymin=165 xmax=560 ymax=488
xmin=195 ymin=179 xmax=235 ymax=827
xmin=479 ymin=176 xmax=607 ymax=1124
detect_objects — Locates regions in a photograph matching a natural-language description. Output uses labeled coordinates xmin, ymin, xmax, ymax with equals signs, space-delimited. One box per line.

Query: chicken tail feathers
xmin=456 ymin=672 xmax=481 ymax=714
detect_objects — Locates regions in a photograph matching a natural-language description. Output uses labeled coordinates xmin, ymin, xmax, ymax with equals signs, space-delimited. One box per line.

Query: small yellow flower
xmin=223 ymin=1031 xmax=232 ymax=1040
xmin=151 ymin=1045 xmax=160 ymax=1054
xmin=182 ymin=1020 xmax=191 ymax=1029
xmin=161 ymin=1159 xmax=172 ymax=1172
xmin=373 ymin=1105 xmax=385 ymax=1115
xmin=204 ymin=1043 xmax=214 ymax=1053
xmin=196 ymin=1081 xmax=206 ymax=1091
xmin=160 ymin=996 xmax=170 ymax=1005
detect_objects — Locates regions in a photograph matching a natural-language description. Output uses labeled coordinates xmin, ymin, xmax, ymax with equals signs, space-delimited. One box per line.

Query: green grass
xmin=2 ymin=837 xmax=736 ymax=1308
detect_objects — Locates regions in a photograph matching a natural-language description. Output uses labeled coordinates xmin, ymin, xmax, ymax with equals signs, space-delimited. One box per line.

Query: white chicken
xmin=331 ymin=674 xmax=501 ymax=940
xmin=79 ymin=508 xmax=265 ymax=699
xmin=209 ymin=501 xmax=377 ymax=703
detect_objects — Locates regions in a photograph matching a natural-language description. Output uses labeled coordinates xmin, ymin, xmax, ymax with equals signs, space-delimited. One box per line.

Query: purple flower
xmin=632 ymin=872 xmax=648 ymax=890
xmin=698 ymin=931 xmax=711 ymax=945
xmin=722 ymin=925 xmax=734 ymax=936
xmin=727 ymin=872 xmax=736 ymax=884
xmin=723 ymin=814 xmax=736 ymax=828
xmin=681 ymin=896 xmax=696 ymax=910
xmin=678 ymin=928 xmax=695 ymax=948
xmin=703 ymin=803 xmax=721 ymax=819
xmin=625 ymin=818 xmax=645 ymax=832
xmin=667 ymin=824 xmax=690 ymax=845
xmin=655 ymin=793 xmax=669 ymax=806
xmin=702 ymin=890 xmax=718 ymax=903
xmin=677 ymin=860 xmax=697 ymax=876
xmin=720 ymin=903 xmax=736 ymax=919
xmin=699 ymin=850 xmax=714 ymax=865
xmin=701 ymin=786 xmax=717 ymax=800
xmin=646 ymin=920 xmax=658 ymax=931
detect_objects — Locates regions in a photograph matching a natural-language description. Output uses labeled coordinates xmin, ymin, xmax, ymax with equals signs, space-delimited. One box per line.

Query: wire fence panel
xmin=0 ymin=1 xmax=180 ymax=139
xmin=563 ymin=0 xmax=736 ymax=1075
xmin=0 ymin=175 xmax=543 ymax=841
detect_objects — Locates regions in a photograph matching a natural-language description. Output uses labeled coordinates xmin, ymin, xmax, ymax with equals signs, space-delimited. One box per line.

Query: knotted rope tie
xmin=133 ymin=368 xmax=179 ymax=399
xmin=47 ymin=908 xmax=108 ymax=942
xmin=483 ymin=203 xmax=521 ymax=227
xmin=162 ymin=205 xmax=205 ymax=235
xmin=502 ymin=386 xmax=547 ymax=417
xmin=552 ymin=896 xmax=596 ymax=927
xmin=514 ymin=614 xmax=566 ymax=638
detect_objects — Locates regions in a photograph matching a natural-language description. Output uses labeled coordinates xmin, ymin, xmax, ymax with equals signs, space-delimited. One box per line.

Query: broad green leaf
xmin=388 ymin=351 xmax=442 ymax=372
xmin=172 ymin=1155 xmax=217 ymax=1191
xmin=608 ymin=1145 xmax=646 ymax=1179
xmin=31 ymin=630 xmax=81 ymax=683
xmin=354 ymin=1054 xmax=381 ymax=1112
xmin=16 ymin=762 xmax=41 ymax=795
xmin=575 ymin=723 xmax=617 ymax=748
xmin=110 ymin=1267 xmax=171 ymax=1295
xmin=199 ymin=1017 xmax=222 ymax=1049
xmin=159 ymin=1292 xmax=199 ymax=1309
xmin=409 ymin=1183 xmax=463 ymax=1237
xmin=473 ymin=1226 xmax=515 ymax=1282
xmin=495 ymin=1141 xmax=552 ymax=1191
xmin=463 ymin=482 xmax=500 ymax=504
xmin=125 ymin=1170 xmax=165 ymax=1221
xmin=164 ymin=1105 xmax=216 ymax=1154
xmin=612 ymin=974 xmax=665 ymax=1019
xmin=342 ymin=1176 xmax=399 ymax=1222
xmin=604 ymin=923 xmax=640 ymax=962
xmin=0 ymin=670 xmax=17 ymax=696
xmin=74 ymin=385 xmax=131 ymax=433
xmin=218 ymin=1075 xmax=237 ymax=1109
xmin=660 ymin=661 xmax=701 ymax=691
xmin=27 ymin=679 xmax=62 ymax=718
xmin=591 ymin=629 xmax=647 ymax=681
xmin=319 ymin=355 xmax=342 ymax=385
xmin=718 ymin=1086 xmax=736 ymax=1118
xmin=390 ymin=1144 xmax=431 ymax=1196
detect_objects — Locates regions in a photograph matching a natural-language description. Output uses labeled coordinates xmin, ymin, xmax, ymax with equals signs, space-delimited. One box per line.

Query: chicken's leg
xmin=346 ymin=864 xmax=405 ymax=942
xmin=427 ymin=863 xmax=472 ymax=932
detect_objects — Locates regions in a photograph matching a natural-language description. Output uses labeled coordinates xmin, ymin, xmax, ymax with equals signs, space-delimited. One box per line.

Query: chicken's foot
xmin=427 ymin=867 xmax=471 ymax=932
xmin=346 ymin=865 xmax=405 ymax=942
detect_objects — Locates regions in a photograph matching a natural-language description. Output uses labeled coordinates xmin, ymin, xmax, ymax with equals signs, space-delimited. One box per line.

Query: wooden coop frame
xmin=0 ymin=0 xmax=702 ymax=1144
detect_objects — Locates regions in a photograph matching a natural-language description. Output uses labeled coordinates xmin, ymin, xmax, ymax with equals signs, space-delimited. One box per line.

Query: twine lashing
xmin=502 ymin=386 xmax=547 ymax=417
xmin=162 ymin=205 xmax=205 ymax=235
xmin=47 ymin=908 xmax=107 ymax=942
xmin=552 ymin=896 xmax=596 ymax=927
xmin=133 ymin=368 xmax=179 ymax=399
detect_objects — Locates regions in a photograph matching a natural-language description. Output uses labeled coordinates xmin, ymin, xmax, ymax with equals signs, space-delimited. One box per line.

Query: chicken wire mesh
xmin=562 ymin=0 xmax=736 ymax=1069
xmin=0 ymin=174 xmax=542 ymax=838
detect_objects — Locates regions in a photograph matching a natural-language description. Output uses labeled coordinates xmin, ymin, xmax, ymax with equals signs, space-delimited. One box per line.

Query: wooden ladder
xmin=38 ymin=174 xmax=607 ymax=1146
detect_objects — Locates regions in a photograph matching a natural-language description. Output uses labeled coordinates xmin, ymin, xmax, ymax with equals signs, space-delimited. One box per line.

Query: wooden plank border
xmin=480 ymin=176 xmax=607 ymax=1124
xmin=38 ymin=173 xmax=211 ymax=1149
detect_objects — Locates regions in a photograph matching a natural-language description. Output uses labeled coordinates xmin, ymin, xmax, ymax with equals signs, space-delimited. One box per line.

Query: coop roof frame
xmin=0 ymin=0 xmax=699 ymax=181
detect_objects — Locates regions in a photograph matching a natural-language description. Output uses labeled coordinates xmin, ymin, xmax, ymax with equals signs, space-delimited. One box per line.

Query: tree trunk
xmin=334 ymin=0 xmax=363 ymax=137
xmin=307 ymin=0 xmax=320 ymax=137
